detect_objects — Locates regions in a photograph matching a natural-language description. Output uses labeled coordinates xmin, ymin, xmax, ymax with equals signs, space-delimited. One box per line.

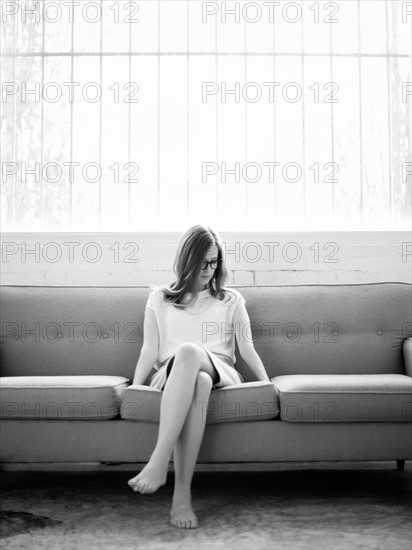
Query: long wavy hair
xmin=152 ymin=225 xmax=234 ymax=309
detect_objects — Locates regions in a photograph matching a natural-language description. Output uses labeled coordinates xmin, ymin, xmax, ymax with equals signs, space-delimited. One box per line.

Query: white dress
xmin=146 ymin=286 xmax=246 ymax=391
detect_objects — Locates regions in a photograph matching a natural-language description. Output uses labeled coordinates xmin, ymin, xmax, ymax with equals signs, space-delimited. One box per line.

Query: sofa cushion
xmin=120 ymin=381 xmax=279 ymax=424
xmin=272 ymin=374 xmax=412 ymax=422
xmin=0 ymin=376 xmax=130 ymax=420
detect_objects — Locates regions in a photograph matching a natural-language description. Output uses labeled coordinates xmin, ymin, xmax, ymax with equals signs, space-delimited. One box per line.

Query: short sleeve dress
xmin=146 ymin=286 xmax=246 ymax=391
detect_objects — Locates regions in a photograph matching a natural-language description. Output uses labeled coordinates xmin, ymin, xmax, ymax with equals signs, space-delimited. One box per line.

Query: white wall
xmin=1 ymin=232 xmax=411 ymax=286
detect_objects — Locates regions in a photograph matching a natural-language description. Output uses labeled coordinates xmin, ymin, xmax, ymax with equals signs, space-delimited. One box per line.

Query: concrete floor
xmin=0 ymin=461 xmax=411 ymax=550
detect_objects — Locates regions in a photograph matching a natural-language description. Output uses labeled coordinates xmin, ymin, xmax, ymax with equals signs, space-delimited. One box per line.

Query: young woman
xmin=128 ymin=225 xmax=270 ymax=529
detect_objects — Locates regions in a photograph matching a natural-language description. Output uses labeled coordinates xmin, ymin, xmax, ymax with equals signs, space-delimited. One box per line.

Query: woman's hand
xmin=132 ymin=307 xmax=159 ymax=385
xmin=233 ymin=301 xmax=271 ymax=383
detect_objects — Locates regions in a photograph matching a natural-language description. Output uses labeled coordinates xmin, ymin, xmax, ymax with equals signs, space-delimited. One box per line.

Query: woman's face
xmin=197 ymin=245 xmax=219 ymax=291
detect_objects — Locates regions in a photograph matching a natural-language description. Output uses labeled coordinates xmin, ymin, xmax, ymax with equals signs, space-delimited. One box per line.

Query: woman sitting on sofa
xmin=128 ymin=224 xmax=270 ymax=529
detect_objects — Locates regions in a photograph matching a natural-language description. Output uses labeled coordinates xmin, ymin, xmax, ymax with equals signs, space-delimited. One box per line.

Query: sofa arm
xmin=403 ymin=338 xmax=412 ymax=377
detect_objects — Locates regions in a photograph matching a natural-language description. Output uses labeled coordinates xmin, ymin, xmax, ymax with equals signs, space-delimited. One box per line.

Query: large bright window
xmin=1 ymin=0 xmax=411 ymax=231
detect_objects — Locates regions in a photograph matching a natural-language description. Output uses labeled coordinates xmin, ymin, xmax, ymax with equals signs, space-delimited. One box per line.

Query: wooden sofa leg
xmin=396 ymin=460 xmax=405 ymax=471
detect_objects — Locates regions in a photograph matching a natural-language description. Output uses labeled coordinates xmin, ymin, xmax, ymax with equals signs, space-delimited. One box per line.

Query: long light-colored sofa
xmin=1 ymin=282 xmax=411 ymax=470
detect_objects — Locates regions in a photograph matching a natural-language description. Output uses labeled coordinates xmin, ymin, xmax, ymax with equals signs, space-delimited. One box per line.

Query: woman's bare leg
xmin=128 ymin=343 xmax=218 ymax=494
xmin=170 ymin=371 xmax=213 ymax=528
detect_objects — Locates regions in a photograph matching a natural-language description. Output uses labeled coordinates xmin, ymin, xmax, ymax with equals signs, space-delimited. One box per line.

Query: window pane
xmin=73 ymin=1 xmax=101 ymax=53
xmin=42 ymin=56 xmax=71 ymax=230
xmin=44 ymin=3 xmax=72 ymax=53
xmin=303 ymin=56 xmax=334 ymax=229
xmin=188 ymin=56 xmax=218 ymax=225
xmin=158 ymin=56 xmax=188 ymax=228
xmin=71 ymin=56 xmax=100 ymax=229
xmin=14 ymin=56 xmax=42 ymax=230
xmin=100 ymin=56 xmax=130 ymax=230
xmin=102 ymin=0 xmax=131 ymax=53
xmin=188 ymin=0 xmax=216 ymax=52
xmin=387 ymin=0 xmax=412 ymax=55
xmin=331 ymin=0 xmax=358 ymax=54
xmin=129 ymin=57 xmax=159 ymax=230
xmin=389 ymin=56 xmax=411 ymax=227
xmin=159 ymin=0 xmax=187 ymax=52
xmin=302 ymin=0 xmax=332 ymax=54
xmin=332 ymin=57 xmax=362 ymax=229
xmin=217 ymin=55 xmax=246 ymax=229
xmin=244 ymin=55 xmax=275 ymax=230
xmin=359 ymin=0 xmax=387 ymax=54
xmin=132 ymin=0 xmax=158 ymax=53
xmin=274 ymin=56 xmax=305 ymax=229
xmin=16 ymin=0 xmax=43 ymax=54
xmin=1 ymin=56 xmax=15 ymax=228
xmin=361 ymin=58 xmax=390 ymax=228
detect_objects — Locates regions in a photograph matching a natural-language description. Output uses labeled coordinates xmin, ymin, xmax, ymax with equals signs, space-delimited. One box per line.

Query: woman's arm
xmin=233 ymin=301 xmax=271 ymax=383
xmin=132 ymin=307 xmax=160 ymax=385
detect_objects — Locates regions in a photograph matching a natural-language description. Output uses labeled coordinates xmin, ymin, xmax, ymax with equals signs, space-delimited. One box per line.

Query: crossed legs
xmin=128 ymin=343 xmax=219 ymax=528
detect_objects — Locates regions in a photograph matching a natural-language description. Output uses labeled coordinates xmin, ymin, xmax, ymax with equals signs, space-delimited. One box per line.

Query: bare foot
xmin=170 ymin=498 xmax=198 ymax=529
xmin=127 ymin=461 xmax=168 ymax=494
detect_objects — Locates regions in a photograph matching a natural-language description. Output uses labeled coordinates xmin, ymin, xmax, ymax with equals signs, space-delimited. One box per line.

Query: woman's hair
xmin=151 ymin=225 xmax=234 ymax=309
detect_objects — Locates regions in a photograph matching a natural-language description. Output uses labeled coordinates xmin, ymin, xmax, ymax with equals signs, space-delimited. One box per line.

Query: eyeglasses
xmin=201 ymin=259 xmax=220 ymax=271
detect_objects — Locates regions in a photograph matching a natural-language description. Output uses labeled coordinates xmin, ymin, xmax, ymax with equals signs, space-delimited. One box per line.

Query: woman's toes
xmin=135 ymin=481 xmax=145 ymax=492
xmin=170 ymin=504 xmax=198 ymax=529
xmin=128 ymin=479 xmax=146 ymax=494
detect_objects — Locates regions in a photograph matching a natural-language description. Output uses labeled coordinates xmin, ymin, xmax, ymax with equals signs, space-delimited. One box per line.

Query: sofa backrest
xmin=1 ymin=283 xmax=411 ymax=381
